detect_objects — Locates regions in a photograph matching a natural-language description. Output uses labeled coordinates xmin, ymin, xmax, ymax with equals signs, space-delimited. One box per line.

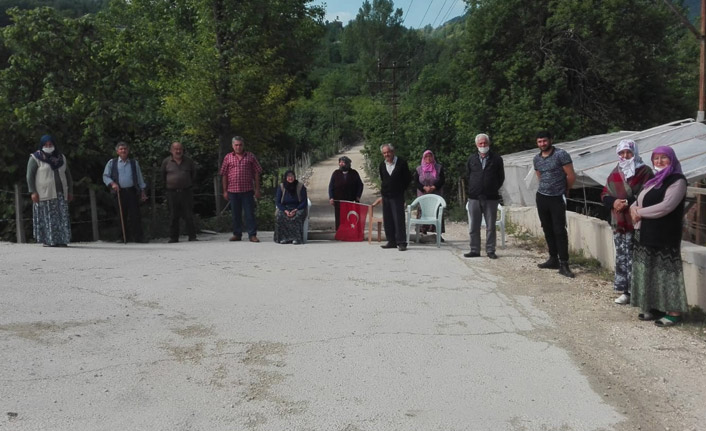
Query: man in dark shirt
xmin=533 ymin=131 xmax=576 ymax=278
xmin=464 ymin=133 xmax=504 ymax=259
xmin=328 ymin=156 xmax=364 ymax=230
xmin=379 ymin=144 xmax=411 ymax=251
xmin=161 ymin=141 xmax=198 ymax=243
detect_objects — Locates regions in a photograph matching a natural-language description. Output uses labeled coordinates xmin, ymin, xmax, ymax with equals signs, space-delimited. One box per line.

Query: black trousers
xmin=114 ymin=187 xmax=144 ymax=242
xmin=167 ymin=189 xmax=196 ymax=240
xmin=536 ymin=192 xmax=569 ymax=262
xmin=382 ymin=194 xmax=407 ymax=246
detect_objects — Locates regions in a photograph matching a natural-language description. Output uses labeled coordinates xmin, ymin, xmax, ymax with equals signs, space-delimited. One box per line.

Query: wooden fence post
xmin=151 ymin=170 xmax=157 ymax=228
xmin=214 ymin=176 xmax=221 ymax=214
xmin=14 ymin=184 xmax=26 ymax=243
xmin=89 ymin=188 xmax=99 ymax=241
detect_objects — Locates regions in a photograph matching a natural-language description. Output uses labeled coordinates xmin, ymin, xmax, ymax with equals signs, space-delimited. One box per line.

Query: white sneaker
xmin=614 ymin=293 xmax=630 ymax=305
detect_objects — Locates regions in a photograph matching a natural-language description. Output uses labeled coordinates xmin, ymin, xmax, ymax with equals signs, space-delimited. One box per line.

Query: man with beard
xmin=328 ymin=156 xmax=364 ymax=231
xmin=533 ymin=130 xmax=576 ymax=278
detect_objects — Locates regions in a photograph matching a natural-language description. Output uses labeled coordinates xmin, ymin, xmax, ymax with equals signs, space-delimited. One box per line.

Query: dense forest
xmin=0 ymin=0 xmax=700 ymax=241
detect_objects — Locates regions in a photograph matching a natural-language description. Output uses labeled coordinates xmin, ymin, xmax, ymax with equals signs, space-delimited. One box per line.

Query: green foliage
xmin=0 ymin=0 xmax=701 ymax=244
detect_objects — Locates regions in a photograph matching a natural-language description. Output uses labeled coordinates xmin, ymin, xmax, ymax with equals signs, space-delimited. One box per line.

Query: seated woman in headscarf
xmin=274 ymin=170 xmax=308 ymax=244
xmin=600 ymin=139 xmax=653 ymax=305
xmin=629 ymin=146 xmax=688 ymax=327
xmin=26 ymin=134 xmax=73 ymax=247
xmin=413 ymin=149 xmax=445 ymax=238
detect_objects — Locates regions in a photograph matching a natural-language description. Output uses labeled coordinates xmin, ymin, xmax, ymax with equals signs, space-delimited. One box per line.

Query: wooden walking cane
xmin=116 ymin=188 xmax=127 ymax=243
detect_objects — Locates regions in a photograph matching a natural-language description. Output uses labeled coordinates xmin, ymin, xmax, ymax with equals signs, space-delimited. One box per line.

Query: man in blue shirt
xmin=533 ymin=131 xmax=576 ymax=278
xmin=103 ymin=142 xmax=148 ymax=243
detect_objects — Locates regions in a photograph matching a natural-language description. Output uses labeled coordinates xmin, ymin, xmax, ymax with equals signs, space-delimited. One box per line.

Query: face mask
xmin=653 ymin=166 xmax=663 ymax=172
xmin=42 ymin=146 xmax=55 ymax=154
xmin=478 ymin=146 xmax=490 ymax=154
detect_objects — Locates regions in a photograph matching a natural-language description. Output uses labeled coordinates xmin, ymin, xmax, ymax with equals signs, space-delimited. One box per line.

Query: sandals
xmin=654 ymin=316 xmax=682 ymax=327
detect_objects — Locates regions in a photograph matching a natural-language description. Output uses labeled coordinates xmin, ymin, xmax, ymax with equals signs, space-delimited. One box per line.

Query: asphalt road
xmin=0 ymin=145 xmax=625 ymax=431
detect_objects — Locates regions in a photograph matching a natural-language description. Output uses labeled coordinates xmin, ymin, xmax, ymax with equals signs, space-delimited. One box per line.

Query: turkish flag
xmin=335 ymin=201 xmax=369 ymax=241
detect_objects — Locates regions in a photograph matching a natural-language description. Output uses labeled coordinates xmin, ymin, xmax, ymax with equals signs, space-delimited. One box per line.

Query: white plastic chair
xmin=465 ymin=201 xmax=505 ymax=249
xmin=406 ymin=194 xmax=447 ymax=247
xmin=302 ymin=198 xmax=312 ymax=244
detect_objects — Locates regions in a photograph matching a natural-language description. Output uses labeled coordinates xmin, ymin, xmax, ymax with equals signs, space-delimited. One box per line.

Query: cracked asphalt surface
xmin=2 ymin=144 xmax=703 ymax=430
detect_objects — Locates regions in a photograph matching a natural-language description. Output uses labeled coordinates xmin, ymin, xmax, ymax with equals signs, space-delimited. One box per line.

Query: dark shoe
xmin=381 ymin=242 xmax=397 ymax=249
xmin=188 ymin=237 xmax=198 ymax=242
xmin=168 ymin=238 xmax=179 ymax=243
xmin=229 ymin=235 xmax=242 ymax=242
xmin=463 ymin=252 xmax=480 ymax=258
xmin=558 ymin=262 xmax=575 ymax=278
xmin=638 ymin=310 xmax=665 ymax=321
xmin=537 ymin=257 xmax=559 ymax=269
xmin=397 ymin=244 xmax=407 ymax=251
xmin=487 ymin=252 xmax=498 ymax=259
xmin=439 ymin=236 xmax=445 ymax=242
xmin=249 ymin=236 xmax=260 ymax=243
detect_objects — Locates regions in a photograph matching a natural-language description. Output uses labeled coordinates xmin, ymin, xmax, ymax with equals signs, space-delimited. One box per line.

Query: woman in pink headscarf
xmin=413 ymin=150 xmax=445 ymax=238
xmin=629 ymin=146 xmax=688 ymax=327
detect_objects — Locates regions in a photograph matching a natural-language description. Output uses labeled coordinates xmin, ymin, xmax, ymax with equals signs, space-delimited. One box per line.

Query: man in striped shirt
xmin=220 ymin=136 xmax=263 ymax=243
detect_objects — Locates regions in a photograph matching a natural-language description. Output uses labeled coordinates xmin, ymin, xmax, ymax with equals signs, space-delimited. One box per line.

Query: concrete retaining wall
xmin=507 ymin=206 xmax=706 ymax=311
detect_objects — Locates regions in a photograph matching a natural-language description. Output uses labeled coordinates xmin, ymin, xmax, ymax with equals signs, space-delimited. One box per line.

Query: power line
xmin=430 ymin=0 xmax=449 ymax=28
xmin=417 ymin=1 xmax=433 ymax=29
xmin=402 ymin=0 xmax=414 ymax=25
xmin=439 ymin=0 xmax=461 ymax=25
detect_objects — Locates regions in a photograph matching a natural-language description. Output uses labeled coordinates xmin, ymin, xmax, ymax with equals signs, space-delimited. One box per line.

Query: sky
xmin=311 ymin=0 xmax=468 ymax=29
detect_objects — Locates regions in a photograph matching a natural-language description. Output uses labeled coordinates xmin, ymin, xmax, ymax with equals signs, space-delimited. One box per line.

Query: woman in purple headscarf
xmin=600 ymin=139 xmax=653 ymax=305
xmin=629 ymin=146 xmax=688 ymax=327
xmin=26 ymin=135 xmax=73 ymax=247
xmin=413 ymin=150 xmax=445 ymax=239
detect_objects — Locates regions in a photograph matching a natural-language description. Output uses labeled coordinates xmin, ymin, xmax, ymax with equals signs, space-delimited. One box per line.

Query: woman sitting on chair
xmin=413 ymin=150 xmax=445 ymax=240
xmin=274 ymin=170 xmax=308 ymax=244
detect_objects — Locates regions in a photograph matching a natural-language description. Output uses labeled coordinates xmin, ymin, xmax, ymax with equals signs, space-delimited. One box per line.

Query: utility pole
xmin=376 ymin=58 xmax=410 ymax=146
xmin=662 ymin=0 xmax=706 ymax=122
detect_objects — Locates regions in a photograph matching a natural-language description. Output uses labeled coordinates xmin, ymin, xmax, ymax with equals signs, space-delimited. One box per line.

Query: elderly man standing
xmin=103 ymin=141 xmax=148 ymax=243
xmin=220 ymin=136 xmax=263 ymax=243
xmin=464 ymin=133 xmax=505 ymax=259
xmin=328 ymin=156 xmax=364 ymax=231
xmin=379 ymin=143 xmax=411 ymax=251
xmin=534 ymin=130 xmax=576 ymax=278
xmin=161 ymin=141 xmax=197 ymax=243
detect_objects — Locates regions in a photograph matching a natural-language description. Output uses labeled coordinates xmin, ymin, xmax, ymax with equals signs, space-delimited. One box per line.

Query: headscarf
xmin=33 ymin=135 xmax=64 ymax=170
xmin=282 ymin=170 xmax=298 ymax=194
xmin=615 ymin=139 xmax=644 ymax=179
xmin=644 ymin=146 xmax=683 ymax=189
xmin=420 ymin=150 xmax=437 ymax=179
xmin=338 ymin=156 xmax=352 ymax=172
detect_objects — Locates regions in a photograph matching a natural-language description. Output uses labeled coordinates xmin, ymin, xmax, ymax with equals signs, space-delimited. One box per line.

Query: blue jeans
xmin=229 ymin=191 xmax=257 ymax=238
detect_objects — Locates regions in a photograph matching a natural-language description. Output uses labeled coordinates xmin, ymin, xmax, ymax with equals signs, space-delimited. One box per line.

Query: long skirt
xmin=273 ymin=210 xmax=306 ymax=243
xmin=630 ymin=230 xmax=688 ymax=313
xmin=612 ymin=231 xmax=633 ymax=293
xmin=33 ymin=194 xmax=71 ymax=246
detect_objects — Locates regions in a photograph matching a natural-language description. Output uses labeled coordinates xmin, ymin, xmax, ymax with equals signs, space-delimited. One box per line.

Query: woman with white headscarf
xmin=600 ymin=139 xmax=653 ymax=304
